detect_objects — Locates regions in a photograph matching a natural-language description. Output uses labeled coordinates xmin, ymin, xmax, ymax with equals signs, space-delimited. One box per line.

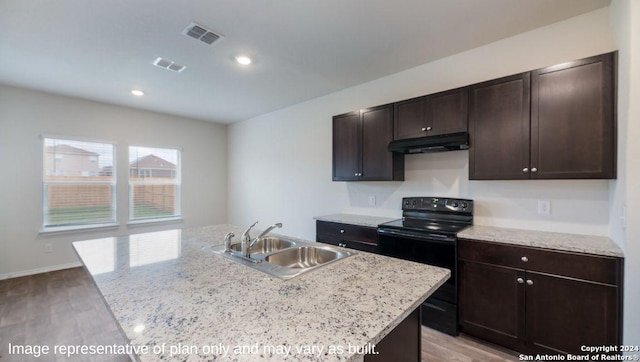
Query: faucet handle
xmin=241 ymin=221 xmax=259 ymax=240
xmin=224 ymin=232 xmax=235 ymax=253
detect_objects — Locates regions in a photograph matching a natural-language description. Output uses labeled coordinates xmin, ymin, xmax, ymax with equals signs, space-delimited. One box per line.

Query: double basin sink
xmin=207 ymin=236 xmax=357 ymax=280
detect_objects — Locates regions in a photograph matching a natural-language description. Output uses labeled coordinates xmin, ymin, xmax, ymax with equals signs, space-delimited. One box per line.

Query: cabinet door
xmin=531 ymin=52 xmax=616 ymax=179
xmin=426 ymin=87 xmax=468 ymax=136
xmin=458 ymin=260 xmax=525 ymax=352
xmin=525 ymin=271 xmax=620 ymax=355
xmin=361 ymin=104 xmax=403 ymax=180
xmin=332 ymin=112 xmax=361 ymax=181
xmin=394 ymin=96 xmax=427 ymax=140
xmin=469 ymin=73 xmax=531 ymax=180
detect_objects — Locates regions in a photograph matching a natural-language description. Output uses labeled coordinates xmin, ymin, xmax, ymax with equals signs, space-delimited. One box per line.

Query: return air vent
xmin=153 ymin=57 xmax=186 ymax=73
xmin=183 ymin=22 xmax=223 ymax=45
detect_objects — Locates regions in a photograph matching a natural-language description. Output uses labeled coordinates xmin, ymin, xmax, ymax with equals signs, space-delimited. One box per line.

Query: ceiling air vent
xmin=153 ymin=57 xmax=186 ymax=73
xmin=183 ymin=22 xmax=223 ymax=45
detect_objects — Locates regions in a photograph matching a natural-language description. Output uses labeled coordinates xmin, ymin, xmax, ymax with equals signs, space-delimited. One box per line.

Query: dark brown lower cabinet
xmin=458 ymin=239 xmax=623 ymax=355
xmin=458 ymin=261 xmax=525 ymax=351
xmin=316 ymin=220 xmax=379 ymax=254
xmin=365 ymin=307 xmax=420 ymax=362
xmin=525 ymin=272 xmax=619 ymax=354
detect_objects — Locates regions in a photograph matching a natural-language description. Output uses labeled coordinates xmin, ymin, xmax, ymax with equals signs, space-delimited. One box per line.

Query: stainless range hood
xmin=388 ymin=132 xmax=469 ymax=154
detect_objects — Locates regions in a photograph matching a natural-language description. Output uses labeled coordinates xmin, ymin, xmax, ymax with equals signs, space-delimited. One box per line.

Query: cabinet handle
xmin=340 ymin=229 xmax=345 ymax=234
xmin=516 ymin=278 xmax=524 ymax=284
xmin=421 ymin=127 xmax=427 ymax=131
xmin=531 ymin=168 xmax=538 ymax=173
xmin=521 ymin=256 xmax=528 ymax=262
xmin=522 ymin=168 xmax=529 ymax=173
xmin=427 ymin=126 xmax=432 ymax=131
xmin=338 ymin=243 xmax=347 ymax=247
xmin=354 ymin=172 xmax=362 ymax=177
xmin=526 ymin=279 xmax=534 ymax=285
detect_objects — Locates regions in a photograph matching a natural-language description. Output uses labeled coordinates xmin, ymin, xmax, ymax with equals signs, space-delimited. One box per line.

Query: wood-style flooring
xmin=0 ymin=268 xmax=520 ymax=361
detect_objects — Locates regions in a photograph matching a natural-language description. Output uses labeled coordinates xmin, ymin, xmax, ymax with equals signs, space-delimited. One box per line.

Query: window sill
xmin=127 ymin=217 xmax=184 ymax=228
xmin=40 ymin=223 xmax=119 ymax=235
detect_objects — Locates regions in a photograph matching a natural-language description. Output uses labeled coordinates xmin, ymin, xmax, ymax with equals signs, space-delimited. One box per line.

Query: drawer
xmin=316 ymin=221 xmax=378 ymax=245
xmin=317 ymin=235 xmax=379 ymax=254
xmin=458 ymin=238 xmax=622 ymax=285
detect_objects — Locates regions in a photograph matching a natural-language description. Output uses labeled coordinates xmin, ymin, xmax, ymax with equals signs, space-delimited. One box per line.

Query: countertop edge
xmin=458 ymin=225 xmax=624 ymax=258
xmin=314 ymin=214 xmax=397 ymax=228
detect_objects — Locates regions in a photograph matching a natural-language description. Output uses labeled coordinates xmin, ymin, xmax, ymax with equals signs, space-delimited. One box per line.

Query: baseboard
xmin=0 ymin=262 xmax=83 ymax=280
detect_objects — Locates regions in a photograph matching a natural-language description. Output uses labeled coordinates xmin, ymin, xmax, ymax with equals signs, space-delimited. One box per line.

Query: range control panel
xmin=402 ymin=197 xmax=473 ymax=213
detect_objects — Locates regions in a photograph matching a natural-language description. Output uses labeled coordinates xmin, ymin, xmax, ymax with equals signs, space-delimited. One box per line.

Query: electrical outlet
xmin=368 ymin=195 xmax=376 ymax=206
xmin=44 ymin=243 xmax=53 ymax=253
xmin=538 ymin=200 xmax=551 ymax=215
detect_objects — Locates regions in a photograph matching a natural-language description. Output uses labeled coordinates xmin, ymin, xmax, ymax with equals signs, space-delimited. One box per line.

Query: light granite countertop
xmin=73 ymin=225 xmax=449 ymax=362
xmin=313 ymin=214 xmax=397 ymax=228
xmin=315 ymin=213 xmax=623 ymax=258
xmin=458 ymin=225 xmax=624 ymax=257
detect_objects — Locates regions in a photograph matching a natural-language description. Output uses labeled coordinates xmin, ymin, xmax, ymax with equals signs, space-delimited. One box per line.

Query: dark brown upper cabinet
xmin=394 ymin=87 xmax=468 ymax=140
xmin=469 ymin=52 xmax=616 ymax=180
xmin=333 ymin=104 xmax=404 ymax=181
xmin=469 ymin=73 xmax=532 ymax=180
xmin=530 ymin=52 xmax=616 ymax=179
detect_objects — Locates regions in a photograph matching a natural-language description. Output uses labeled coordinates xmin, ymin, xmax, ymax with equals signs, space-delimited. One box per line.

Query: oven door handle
xmin=377 ymin=228 xmax=457 ymax=243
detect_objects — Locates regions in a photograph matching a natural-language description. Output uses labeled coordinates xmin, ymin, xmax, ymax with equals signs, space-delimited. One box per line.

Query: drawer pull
xmin=338 ymin=243 xmax=347 ymax=247
xmin=340 ymin=229 xmax=345 ymax=234
xmin=521 ymin=256 xmax=528 ymax=262
xmin=516 ymin=278 xmax=524 ymax=284
xmin=526 ymin=279 xmax=534 ymax=286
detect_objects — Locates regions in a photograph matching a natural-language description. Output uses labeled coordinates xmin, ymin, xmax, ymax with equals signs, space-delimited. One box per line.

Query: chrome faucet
xmin=240 ymin=221 xmax=283 ymax=258
xmin=240 ymin=221 xmax=259 ymax=258
xmin=255 ymin=222 xmax=283 ymax=242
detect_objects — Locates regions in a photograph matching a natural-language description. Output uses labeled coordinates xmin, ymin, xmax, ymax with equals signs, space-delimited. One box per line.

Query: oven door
xmin=377 ymin=227 xmax=458 ymax=335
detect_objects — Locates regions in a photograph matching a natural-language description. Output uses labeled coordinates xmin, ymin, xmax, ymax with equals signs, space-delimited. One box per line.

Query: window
xmin=43 ymin=138 xmax=116 ymax=230
xmin=129 ymin=146 xmax=181 ymax=221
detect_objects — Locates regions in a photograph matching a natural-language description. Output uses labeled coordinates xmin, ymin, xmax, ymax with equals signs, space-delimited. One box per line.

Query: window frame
xmin=127 ymin=145 xmax=182 ymax=224
xmin=41 ymin=135 xmax=118 ymax=233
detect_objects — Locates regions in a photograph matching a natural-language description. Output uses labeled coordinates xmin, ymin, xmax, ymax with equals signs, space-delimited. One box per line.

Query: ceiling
xmin=0 ymin=0 xmax=611 ymax=124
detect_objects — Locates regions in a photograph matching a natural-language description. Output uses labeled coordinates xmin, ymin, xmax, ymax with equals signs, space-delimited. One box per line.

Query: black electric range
xmin=377 ymin=196 xmax=473 ymax=335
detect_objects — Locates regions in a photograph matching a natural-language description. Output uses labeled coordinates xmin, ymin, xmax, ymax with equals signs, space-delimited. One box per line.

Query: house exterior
xmin=44 ymin=144 xmax=100 ymax=177
xmin=129 ymin=154 xmax=176 ymax=178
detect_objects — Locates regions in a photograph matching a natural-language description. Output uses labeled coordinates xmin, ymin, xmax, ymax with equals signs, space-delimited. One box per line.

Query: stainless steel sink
xmin=206 ymin=236 xmax=357 ymax=280
xmin=229 ymin=237 xmax=295 ymax=254
xmin=265 ymin=246 xmax=345 ymax=269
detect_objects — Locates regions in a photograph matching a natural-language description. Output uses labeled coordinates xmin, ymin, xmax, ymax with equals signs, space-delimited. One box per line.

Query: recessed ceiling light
xmin=235 ymin=55 xmax=252 ymax=65
xmin=131 ymin=90 xmax=144 ymax=96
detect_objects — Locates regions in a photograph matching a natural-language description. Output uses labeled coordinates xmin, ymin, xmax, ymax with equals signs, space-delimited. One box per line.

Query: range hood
xmin=388 ymin=132 xmax=469 ymax=154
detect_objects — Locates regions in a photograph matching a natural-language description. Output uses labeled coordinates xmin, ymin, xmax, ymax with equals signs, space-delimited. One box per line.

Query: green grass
xmin=46 ymin=206 xmax=114 ymax=225
xmin=46 ymin=205 xmax=175 ymax=226
xmin=132 ymin=205 xmax=174 ymax=219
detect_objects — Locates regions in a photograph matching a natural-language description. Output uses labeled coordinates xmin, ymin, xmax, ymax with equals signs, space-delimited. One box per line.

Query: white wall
xmin=610 ymin=0 xmax=640 ymax=346
xmin=0 ymin=85 xmax=228 ymax=278
xmin=228 ymin=8 xmax=616 ymax=241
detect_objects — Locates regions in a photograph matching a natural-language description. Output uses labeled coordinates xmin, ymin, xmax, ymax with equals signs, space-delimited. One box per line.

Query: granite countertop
xmin=458 ymin=225 xmax=624 ymax=257
xmin=313 ymin=214 xmax=397 ymax=228
xmin=73 ymin=225 xmax=449 ymax=362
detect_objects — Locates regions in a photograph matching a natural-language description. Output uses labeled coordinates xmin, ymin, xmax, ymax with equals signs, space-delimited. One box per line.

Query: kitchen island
xmin=73 ymin=225 xmax=450 ymax=361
